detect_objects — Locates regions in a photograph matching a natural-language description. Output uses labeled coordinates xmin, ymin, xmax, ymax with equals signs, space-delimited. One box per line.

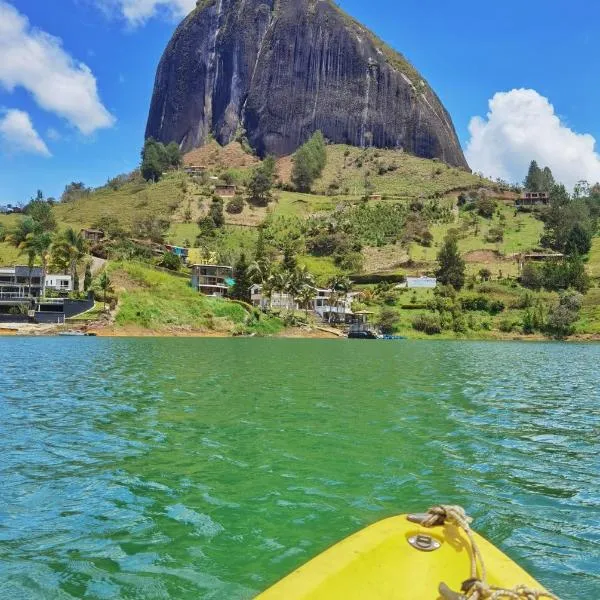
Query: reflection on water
xmin=0 ymin=338 xmax=598 ymax=599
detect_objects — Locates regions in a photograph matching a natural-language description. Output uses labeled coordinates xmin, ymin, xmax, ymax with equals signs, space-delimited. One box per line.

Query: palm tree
xmin=6 ymin=217 xmax=40 ymax=248
xmin=271 ymin=271 xmax=291 ymax=312
xmin=53 ymin=228 xmax=87 ymax=287
xmin=98 ymin=272 xmax=112 ymax=311
xmin=336 ymin=276 xmax=352 ymax=324
xmin=15 ymin=232 xmax=52 ymax=296
xmin=327 ymin=275 xmax=344 ymax=324
xmin=260 ymin=274 xmax=275 ymax=310
xmin=298 ymin=285 xmax=315 ymax=320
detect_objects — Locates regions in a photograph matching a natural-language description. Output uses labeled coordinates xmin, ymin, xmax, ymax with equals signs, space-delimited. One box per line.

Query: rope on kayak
xmin=422 ymin=505 xmax=560 ymax=600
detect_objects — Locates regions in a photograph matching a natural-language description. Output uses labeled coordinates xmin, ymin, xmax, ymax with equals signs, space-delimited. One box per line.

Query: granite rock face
xmin=145 ymin=0 xmax=469 ymax=169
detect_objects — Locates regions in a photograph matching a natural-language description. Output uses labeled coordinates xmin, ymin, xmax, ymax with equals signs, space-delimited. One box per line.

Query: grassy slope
xmin=53 ymin=172 xmax=187 ymax=231
xmin=300 ymin=145 xmax=487 ymax=198
xmin=107 ymin=261 xmax=282 ymax=335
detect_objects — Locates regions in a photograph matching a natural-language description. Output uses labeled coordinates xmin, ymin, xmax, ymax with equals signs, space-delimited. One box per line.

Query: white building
xmin=398 ymin=276 xmax=437 ymax=289
xmin=313 ymin=288 xmax=357 ymax=323
xmin=249 ymin=285 xmax=358 ymax=323
xmin=250 ymin=284 xmax=298 ymax=311
xmin=45 ymin=274 xmax=73 ymax=293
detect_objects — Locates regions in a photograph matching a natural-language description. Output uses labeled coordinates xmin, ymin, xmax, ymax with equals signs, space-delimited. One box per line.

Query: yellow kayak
xmin=256 ymin=510 xmax=553 ymax=599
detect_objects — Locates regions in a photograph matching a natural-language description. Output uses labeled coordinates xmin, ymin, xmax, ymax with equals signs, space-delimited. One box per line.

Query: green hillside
xmin=2 ymin=143 xmax=599 ymax=339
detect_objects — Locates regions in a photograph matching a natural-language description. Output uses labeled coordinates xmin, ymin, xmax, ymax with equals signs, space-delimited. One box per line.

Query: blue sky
xmin=1 ymin=0 xmax=599 ymax=203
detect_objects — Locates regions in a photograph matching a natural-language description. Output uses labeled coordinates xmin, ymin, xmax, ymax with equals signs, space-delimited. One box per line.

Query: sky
xmin=1 ymin=0 xmax=600 ymax=204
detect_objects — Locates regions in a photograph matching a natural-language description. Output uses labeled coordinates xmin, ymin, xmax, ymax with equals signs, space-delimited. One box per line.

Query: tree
xmin=282 ymin=245 xmax=298 ymax=274
xmin=17 ymin=232 xmax=52 ymax=295
xmin=545 ymin=291 xmax=583 ymax=339
xmin=248 ymin=155 xmax=277 ymax=206
xmin=7 ymin=217 xmax=42 ymax=247
xmin=377 ymin=307 xmax=400 ymax=335
xmin=478 ymin=268 xmax=492 ymax=282
xmin=84 ymin=263 xmax=92 ymax=291
xmin=61 ymin=182 xmax=89 ymax=203
xmin=231 ymin=253 xmax=251 ymax=301
xmin=541 ymin=166 xmax=555 ymax=192
xmin=98 ymin=272 xmax=112 ymax=311
xmin=291 ymin=131 xmax=327 ymax=192
xmin=209 ymin=197 xmax=225 ymax=228
xmin=165 ymin=142 xmax=182 ymax=168
xmin=52 ymin=228 xmax=87 ymax=282
xmin=141 ymin=138 xmax=166 ymax=182
xmin=24 ymin=198 xmax=56 ymax=232
xmin=158 ymin=252 xmax=182 ymax=271
xmin=141 ymin=138 xmax=181 ymax=182
xmin=564 ymin=222 xmax=592 ymax=256
xmin=298 ymin=285 xmax=315 ymax=319
xmin=436 ymin=234 xmax=466 ymax=290
xmin=520 ymin=263 xmax=544 ymax=290
xmin=524 ymin=160 xmax=543 ymax=191
xmin=226 ymin=196 xmax=245 ymax=214
xmin=475 ymin=197 xmax=496 ymax=218
xmin=328 ymin=275 xmax=351 ymax=322
xmin=132 ymin=215 xmax=170 ymax=243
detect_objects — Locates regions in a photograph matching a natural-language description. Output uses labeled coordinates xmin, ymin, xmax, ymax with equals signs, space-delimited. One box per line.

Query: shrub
xmin=545 ymin=305 xmax=577 ymax=338
xmin=520 ymin=263 xmax=544 ymax=290
xmin=475 ymin=197 xmax=496 ymax=218
xmin=452 ymin=313 xmax=468 ymax=333
xmin=412 ymin=313 xmax=442 ymax=335
xmin=460 ymin=295 xmax=505 ymax=315
xmin=485 ymin=226 xmax=504 ymax=243
xmin=498 ymin=318 xmax=515 ymax=333
xmin=158 ymin=252 xmax=182 ymax=271
xmin=308 ymin=232 xmax=350 ymax=257
xmin=377 ymin=308 xmax=400 ymax=334
xmin=226 ymin=196 xmax=245 ymax=214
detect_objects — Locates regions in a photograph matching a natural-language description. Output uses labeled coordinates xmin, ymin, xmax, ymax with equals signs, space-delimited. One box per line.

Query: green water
xmin=0 ymin=338 xmax=598 ymax=599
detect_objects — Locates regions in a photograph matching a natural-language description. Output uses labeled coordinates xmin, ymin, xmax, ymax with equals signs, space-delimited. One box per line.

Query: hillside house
xmin=0 ymin=267 xmax=92 ymax=323
xmin=45 ymin=275 xmax=73 ymax=293
xmin=190 ymin=264 xmax=234 ymax=297
xmin=517 ymin=252 xmax=564 ymax=272
xmin=214 ymin=185 xmax=237 ymax=198
xmin=313 ymin=288 xmax=358 ymax=323
xmin=184 ymin=165 xmax=207 ymax=175
xmin=0 ymin=266 xmax=44 ymax=300
xmin=250 ymin=284 xmax=298 ymax=311
xmin=249 ymin=285 xmax=357 ymax=322
xmin=81 ymin=228 xmax=104 ymax=243
xmin=516 ymin=192 xmax=549 ymax=209
xmin=165 ymin=245 xmax=189 ymax=262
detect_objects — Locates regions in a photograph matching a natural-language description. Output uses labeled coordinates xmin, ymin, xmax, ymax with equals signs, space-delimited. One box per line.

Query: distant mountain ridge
xmin=145 ymin=0 xmax=469 ymax=169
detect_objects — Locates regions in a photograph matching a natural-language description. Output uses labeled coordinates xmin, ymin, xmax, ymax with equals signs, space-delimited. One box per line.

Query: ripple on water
xmin=0 ymin=338 xmax=598 ymax=599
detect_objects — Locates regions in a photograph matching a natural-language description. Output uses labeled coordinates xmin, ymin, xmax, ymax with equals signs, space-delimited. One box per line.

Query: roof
xmin=190 ymin=264 xmax=233 ymax=269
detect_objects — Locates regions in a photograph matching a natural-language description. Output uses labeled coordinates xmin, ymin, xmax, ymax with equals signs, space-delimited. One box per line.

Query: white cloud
xmin=96 ymin=0 xmax=196 ymax=25
xmin=0 ymin=109 xmax=51 ymax=156
xmin=465 ymin=88 xmax=600 ymax=189
xmin=0 ymin=1 xmax=115 ymax=135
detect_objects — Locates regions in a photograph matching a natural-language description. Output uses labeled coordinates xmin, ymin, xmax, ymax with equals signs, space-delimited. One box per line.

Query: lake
xmin=0 ymin=338 xmax=598 ymax=599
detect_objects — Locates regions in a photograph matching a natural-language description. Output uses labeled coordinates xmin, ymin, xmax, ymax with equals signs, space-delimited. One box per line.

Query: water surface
xmin=0 ymin=338 xmax=598 ymax=599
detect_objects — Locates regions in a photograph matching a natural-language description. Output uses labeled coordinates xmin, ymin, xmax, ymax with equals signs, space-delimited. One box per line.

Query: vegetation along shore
xmin=1 ymin=139 xmax=599 ymax=341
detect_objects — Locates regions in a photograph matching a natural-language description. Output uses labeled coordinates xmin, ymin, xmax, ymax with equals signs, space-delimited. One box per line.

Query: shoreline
xmin=2 ymin=323 xmax=600 ymax=342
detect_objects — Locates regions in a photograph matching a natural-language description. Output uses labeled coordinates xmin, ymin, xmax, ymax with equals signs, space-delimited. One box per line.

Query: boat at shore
xmin=256 ymin=507 xmax=555 ymax=600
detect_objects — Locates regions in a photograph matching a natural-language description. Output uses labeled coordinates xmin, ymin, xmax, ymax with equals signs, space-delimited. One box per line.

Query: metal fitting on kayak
xmin=407 ymin=534 xmax=441 ymax=551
